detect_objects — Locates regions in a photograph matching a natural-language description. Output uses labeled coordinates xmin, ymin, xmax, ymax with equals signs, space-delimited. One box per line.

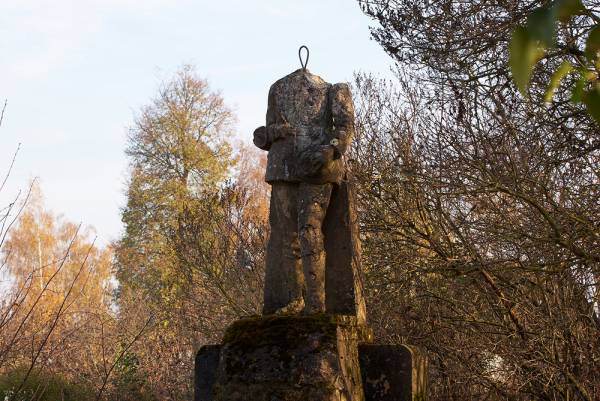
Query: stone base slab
xmin=197 ymin=315 xmax=369 ymax=401
xmin=358 ymin=344 xmax=427 ymax=401
xmin=195 ymin=316 xmax=427 ymax=401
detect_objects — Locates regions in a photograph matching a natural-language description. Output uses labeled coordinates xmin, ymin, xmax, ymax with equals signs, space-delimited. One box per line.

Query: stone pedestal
xmin=195 ymin=345 xmax=221 ymax=401
xmin=359 ymin=345 xmax=427 ymax=401
xmin=196 ymin=315 xmax=371 ymax=401
xmin=195 ymin=316 xmax=427 ymax=401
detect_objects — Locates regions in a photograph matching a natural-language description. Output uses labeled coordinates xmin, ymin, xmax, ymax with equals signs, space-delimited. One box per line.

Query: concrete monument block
xmin=194 ymin=345 xmax=221 ymax=401
xmin=358 ymin=345 xmax=427 ymax=401
xmin=211 ymin=315 xmax=371 ymax=401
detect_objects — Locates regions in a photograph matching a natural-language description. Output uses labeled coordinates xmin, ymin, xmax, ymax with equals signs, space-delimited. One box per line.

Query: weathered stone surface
xmin=255 ymin=67 xmax=362 ymax=318
xmin=194 ymin=345 xmax=221 ymax=401
xmin=194 ymin=60 xmax=427 ymax=401
xmin=358 ymin=345 xmax=427 ymax=401
xmin=211 ymin=315 xmax=372 ymax=401
xmin=324 ymin=180 xmax=366 ymax=324
xmin=262 ymin=182 xmax=305 ymax=315
xmin=262 ymin=178 xmax=366 ymax=321
xmin=254 ymin=69 xmax=354 ymax=185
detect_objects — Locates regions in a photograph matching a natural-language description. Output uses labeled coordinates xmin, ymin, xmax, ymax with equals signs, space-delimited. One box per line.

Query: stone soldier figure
xmin=253 ymin=54 xmax=363 ymax=317
xmin=194 ymin=54 xmax=426 ymax=401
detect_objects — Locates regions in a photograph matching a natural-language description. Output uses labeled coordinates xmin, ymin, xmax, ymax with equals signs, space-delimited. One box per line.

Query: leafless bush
xmin=351 ymin=70 xmax=599 ymax=400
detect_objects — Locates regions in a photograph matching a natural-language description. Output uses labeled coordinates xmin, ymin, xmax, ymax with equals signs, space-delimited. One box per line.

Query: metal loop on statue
xmin=298 ymin=45 xmax=309 ymax=71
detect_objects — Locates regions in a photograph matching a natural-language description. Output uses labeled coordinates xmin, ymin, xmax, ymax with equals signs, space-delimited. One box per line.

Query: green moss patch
xmin=222 ymin=314 xmax=351 ymax=347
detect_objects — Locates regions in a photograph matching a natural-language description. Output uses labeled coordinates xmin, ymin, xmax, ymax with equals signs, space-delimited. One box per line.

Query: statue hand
xmin=301 ymin=145 xmax=335 ymax=177
xmin=253 ymin=126 xmax=269 ymax=150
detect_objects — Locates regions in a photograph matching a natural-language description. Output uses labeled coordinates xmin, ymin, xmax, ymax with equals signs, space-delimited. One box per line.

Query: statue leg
xmin=298 ymin=182 xmax=333 ymax=314
xmin=263 ymin=182 xmax=304 ymax=315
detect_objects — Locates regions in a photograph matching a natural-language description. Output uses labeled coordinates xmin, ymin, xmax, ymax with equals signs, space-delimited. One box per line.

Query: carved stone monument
xmin=194 ymin=47 xmax=427 ymax=401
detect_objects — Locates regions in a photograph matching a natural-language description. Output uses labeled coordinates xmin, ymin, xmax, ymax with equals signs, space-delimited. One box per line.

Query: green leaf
xmin=510 ymin=26 xmax=546 ymax=96
xmin=553 ymin=0 xmax=586 ymax=21
xmin=585 ymin=24 xmax=600 ymax=60
xmin=527 ymin=7 xmax=556 ymax=47
xmin=544 ymin=61 xmax=573 ymax=103
xmin=582 ymin=86 xmax=600 ymax=124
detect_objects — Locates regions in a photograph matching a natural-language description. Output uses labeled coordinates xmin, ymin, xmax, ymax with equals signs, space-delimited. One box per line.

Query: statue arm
xmin=253 ymin=86 xmax=294 ymax=151
xmin=329 ymin=83 xmax=356 ymax=159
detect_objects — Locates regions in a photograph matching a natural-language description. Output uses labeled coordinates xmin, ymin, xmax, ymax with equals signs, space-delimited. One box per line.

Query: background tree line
xmin=355 ymin=0 xmax=599 ymax=399
xmin=1 ymin=0 xmax=598 ymax=400
xmin=0 ymin=66 xmax=270 ymax=401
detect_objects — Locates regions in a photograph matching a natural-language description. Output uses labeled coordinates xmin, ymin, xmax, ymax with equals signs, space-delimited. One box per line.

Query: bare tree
xmin=350 ymin=67 xmax=599 ymax=400
xmin=0 ymin=104 xmax=136 ymax=401
xmin=352 ymin=1 xmax=599 ymax=398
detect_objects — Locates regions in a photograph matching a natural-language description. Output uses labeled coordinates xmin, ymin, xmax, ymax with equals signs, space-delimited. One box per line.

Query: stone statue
xmin=253 ymin=57 xmax=365 ymax=318
xmin=194 ymin=50 xmax=428 ymax=401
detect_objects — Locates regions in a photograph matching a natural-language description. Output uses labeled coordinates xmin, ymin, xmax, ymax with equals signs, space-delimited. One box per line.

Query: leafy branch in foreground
xmin=509 ymin=0 xmax=600 ymax=121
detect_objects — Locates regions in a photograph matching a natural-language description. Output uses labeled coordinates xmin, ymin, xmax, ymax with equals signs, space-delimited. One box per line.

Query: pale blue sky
xmin=0 ymin=0 xmax=393 ymax=245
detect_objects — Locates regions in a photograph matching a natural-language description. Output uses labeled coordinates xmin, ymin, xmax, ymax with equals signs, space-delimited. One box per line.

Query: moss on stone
xmin=212 ymin=314 xmax=368 ymax=401
xmin=223 ymin=314 xmax=347 ymax=347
